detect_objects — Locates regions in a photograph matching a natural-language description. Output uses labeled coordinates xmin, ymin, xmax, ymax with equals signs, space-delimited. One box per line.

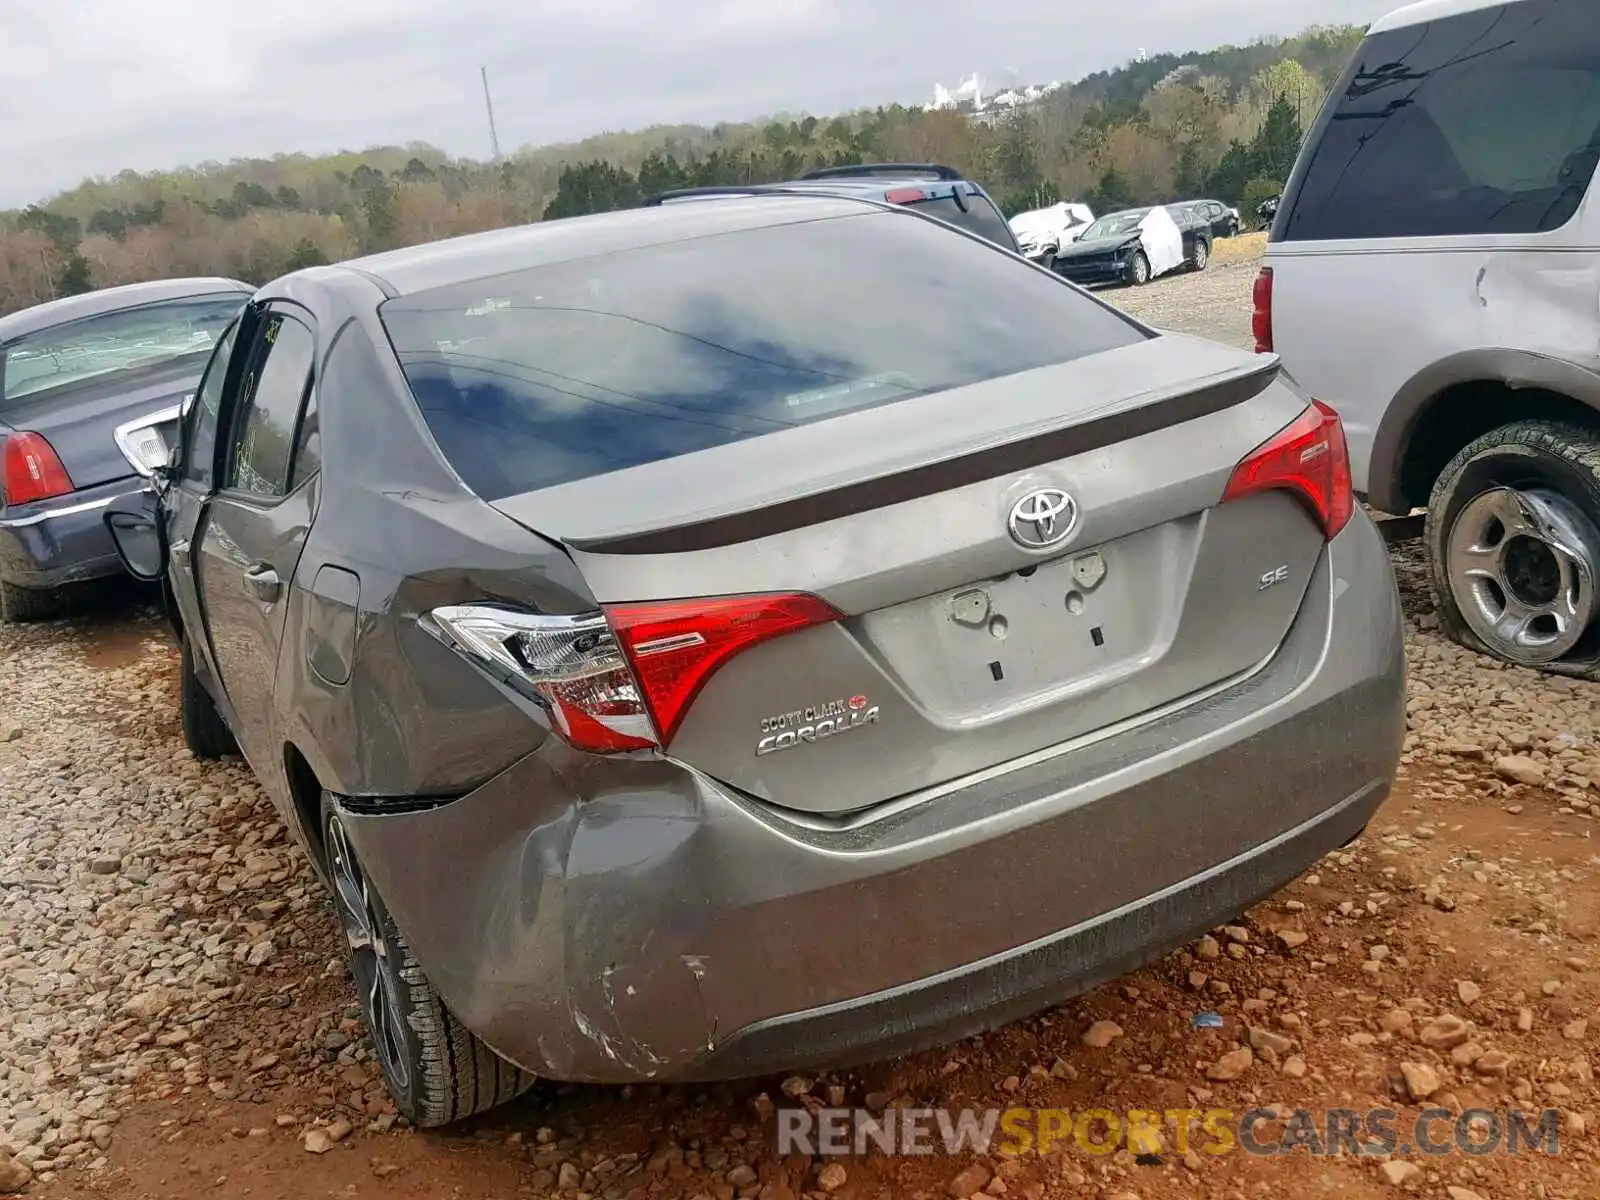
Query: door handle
xmin=244 ymin=564 xmax=281 ymax=603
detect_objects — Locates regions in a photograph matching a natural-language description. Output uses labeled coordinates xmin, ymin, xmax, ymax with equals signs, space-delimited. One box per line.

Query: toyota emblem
xmin=1008 ymin=488 xmax=1078 ymax=549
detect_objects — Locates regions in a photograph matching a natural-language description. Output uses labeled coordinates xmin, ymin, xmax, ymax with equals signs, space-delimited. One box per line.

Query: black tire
xmin=1227 ymin=220 xmax=1240 ymax=238
xmin=1188 ymin=238 xmax=1211 ymax=272
xmin=321 ymin=794 xmax=535 ymax=1127
xmin=0 ymin=579 xmax=63 ymax=624
xmin=180 ymin=638 xmax=238 ymax=759
xmin=1425 ymin=419 xmax=1600 ymax=677
xmin=1126 ymin=252 xmax=1151 ymax=287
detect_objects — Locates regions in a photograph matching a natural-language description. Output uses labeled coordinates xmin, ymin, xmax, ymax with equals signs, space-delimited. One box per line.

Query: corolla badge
xmin=1008 ymin=488 xmax=1078 ymax=549
xmin=756 ymin=693 xmax=879 ymax=756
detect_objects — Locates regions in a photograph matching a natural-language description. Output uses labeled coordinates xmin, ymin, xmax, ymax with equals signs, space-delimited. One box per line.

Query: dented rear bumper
xmin=336 ymin=511 xmax=1405 ymax=1083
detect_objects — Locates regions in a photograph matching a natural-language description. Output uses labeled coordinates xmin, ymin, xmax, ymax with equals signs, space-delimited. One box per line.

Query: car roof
xmin=0 ymin=276 xmax=254 ymax=343
xmin=340 ymin=194 xmax=872 ymax=297
xmin=1369 ymin=0 xmax=1514 ymax=34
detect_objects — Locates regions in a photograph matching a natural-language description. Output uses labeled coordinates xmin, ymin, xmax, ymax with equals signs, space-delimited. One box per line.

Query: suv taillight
xmin=1 ymin=433 xmax=73 ymax=506
xmin=1221 ymin=399 xmax=1353 ymax=541
xmin=1252 ymin=266 xmax=1274 ymax=354
xmin=429 ymin=593 xmax=842 ymax=753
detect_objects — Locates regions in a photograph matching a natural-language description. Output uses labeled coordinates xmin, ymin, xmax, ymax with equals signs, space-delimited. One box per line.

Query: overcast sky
xmin=1 ymin=0 xmax=1396 ymax=209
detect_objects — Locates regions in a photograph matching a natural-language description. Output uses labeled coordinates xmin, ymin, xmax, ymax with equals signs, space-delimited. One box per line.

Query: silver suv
xmin=1259 ymin=0 xmax=1600 ymax=675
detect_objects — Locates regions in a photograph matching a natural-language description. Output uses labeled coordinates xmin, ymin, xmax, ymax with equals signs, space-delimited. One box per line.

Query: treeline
xmin=0 ymin=24 xmax=1363 ymax=317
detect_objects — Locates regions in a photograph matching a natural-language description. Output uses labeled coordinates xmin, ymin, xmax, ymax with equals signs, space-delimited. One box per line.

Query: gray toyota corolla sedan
xmin=104 ymin=191 xmax=1405 ymax=1128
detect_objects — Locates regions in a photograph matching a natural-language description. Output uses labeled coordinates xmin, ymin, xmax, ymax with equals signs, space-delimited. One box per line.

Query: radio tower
xmin=481 ymin=66 xmax=502 ymax=162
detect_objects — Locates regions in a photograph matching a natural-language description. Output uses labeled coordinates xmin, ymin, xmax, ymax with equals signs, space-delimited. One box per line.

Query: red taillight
xmin=1 ymin=433 xmax=73 ymax=506
xmin=1252 ymin=266 xmax=1274 ymax=354
xmin=884 ymin=187 xmax=926 ymax=205
xmin=606 ymin=592 xmax=843 ymax=747
xmin=1221 ymin=399 xmax=1353 ymax=540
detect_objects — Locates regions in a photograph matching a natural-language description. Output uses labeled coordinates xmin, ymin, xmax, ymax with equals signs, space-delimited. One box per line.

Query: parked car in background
xmin=1181 ymin=199 xmax=1242 ymax=239
xmin=0 ymin=277 xmax=253 ymax=620
xmin=1051 ymin=204 xmax=1212 ymax=287
xmin=644 ymin=163 xmax=1022 ymax=254
xmin=1260 ymin=0 xmax=1600 ymax=676
xmin=1256 ymin=195 xmax=1280 ymax=231
xmin=1009 ymin=201 xmax=1096 ymax=268
xmin=105 ymin=188 xmax=1403 ymax=1128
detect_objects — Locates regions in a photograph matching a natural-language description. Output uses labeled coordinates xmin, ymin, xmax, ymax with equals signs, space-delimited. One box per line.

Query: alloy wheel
xmin=1445 ymin=485 xmax=1600 ymax=664
xmin=326 ymin=812 xmax=412 ymax=1097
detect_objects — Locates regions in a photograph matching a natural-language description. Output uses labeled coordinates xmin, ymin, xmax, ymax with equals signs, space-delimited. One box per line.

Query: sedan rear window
xmin=380 ymin=210 xmax=1145 ymax=501
xmin=1 ymin=295 xmax=246 ymax=411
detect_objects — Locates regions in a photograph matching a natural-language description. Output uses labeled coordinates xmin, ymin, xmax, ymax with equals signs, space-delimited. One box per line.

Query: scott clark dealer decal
xmin=756 ymin=693 xmax=880 ymax=756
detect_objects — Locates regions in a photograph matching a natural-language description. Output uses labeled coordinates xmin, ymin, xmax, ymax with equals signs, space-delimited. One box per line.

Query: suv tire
xmin=1126 ymin=252 xmax=1151 ymax=287
xmin=1426 ymin=419 xmax=1600 ymax=675
xmin=321 ymin=794 xmax=536 ymax=1127
xmin=1188 ymin=238 xmax=1210 ymax=272
xmin=180 ymin=637 xmax=239 ymax=759
xmin=0 ymin=580 xmax=62 ymax=624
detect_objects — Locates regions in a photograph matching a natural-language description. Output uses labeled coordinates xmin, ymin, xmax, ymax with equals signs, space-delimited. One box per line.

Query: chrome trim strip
xmin=0 ymin=494 xmax=117 ymax=529
xmin=112 ymin=403 xmax=183 ymax=477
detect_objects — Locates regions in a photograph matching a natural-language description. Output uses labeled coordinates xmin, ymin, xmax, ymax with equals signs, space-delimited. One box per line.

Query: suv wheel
xmin=1126 ymin=252 xmax=1151 ymax=287
xmin=321 ymin=794 xmax=535 ymax=1127
xmin=1427 ymin=420 xmax=1600 ymax=672
xmin=180 ymin=638 xmax=238 ymax=759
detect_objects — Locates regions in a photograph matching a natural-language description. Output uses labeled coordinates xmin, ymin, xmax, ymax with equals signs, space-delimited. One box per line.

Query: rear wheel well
xmin=1399 ymin=383 xmax=1600 ymax=510
xmin=284 ymin=744 xmax=326 ymax=862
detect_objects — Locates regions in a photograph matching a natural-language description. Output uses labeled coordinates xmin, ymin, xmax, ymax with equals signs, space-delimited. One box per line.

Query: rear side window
xmin=380 ymin=210 xmax=1144 ymax=501
xmin=1283 ymin=0 xmax=1600 ymax=241
xmin=904 ymin=191 xmax=1018 ymax=249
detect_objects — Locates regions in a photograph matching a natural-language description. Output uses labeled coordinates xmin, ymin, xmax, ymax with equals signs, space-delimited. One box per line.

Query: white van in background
xmin=1258 ymin=0 xmax=1600 ymax=678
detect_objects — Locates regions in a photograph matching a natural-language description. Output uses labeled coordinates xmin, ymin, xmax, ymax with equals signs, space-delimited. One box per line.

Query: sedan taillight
xmin=428 ymin=592 xmax=842 ymax=753
xmin=1 ymin=433 xmax=73 ymax=506
xmin=1221 ymin=399 xmax=1353 ymax=541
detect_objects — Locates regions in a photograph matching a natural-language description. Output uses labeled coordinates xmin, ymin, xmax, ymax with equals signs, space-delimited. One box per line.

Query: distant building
xmin=924 ymin=73 xmax=1061 ymax=122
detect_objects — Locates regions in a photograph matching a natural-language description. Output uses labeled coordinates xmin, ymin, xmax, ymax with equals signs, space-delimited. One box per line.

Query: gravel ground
xmin=2 ymin=251 xmax=1598 ymax=1200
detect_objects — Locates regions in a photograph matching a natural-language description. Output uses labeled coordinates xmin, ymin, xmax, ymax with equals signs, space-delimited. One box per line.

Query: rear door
xmin=165 ymin=310 xmax=250 ymax=714
xmin=193 ymin=304 xmax=322 ymax=767
xmin=382 ymin=206 xmax=1327 ymax=815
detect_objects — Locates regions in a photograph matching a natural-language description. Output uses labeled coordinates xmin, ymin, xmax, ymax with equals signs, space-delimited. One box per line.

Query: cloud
xmin=0 ymin=0 xmax=1394 ymax=208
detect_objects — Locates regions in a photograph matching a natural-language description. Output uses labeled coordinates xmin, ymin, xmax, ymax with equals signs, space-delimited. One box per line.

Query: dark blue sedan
xmin=0 ymin=277 xmax=252 ymax=620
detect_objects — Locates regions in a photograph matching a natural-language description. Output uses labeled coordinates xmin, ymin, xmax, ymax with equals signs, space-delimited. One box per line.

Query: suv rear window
xmin=380 ymin=209 xmax=1144 ymax=501
xmin=1282 ymin=0 xmax=1600 ymax=241
xmin=902 ymin=191 xmax=1018 ymax=249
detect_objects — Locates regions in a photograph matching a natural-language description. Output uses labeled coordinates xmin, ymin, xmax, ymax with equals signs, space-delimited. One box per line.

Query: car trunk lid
xmin=0 ymin=358 xmax=199 ymax=491
xmin=490 ymin=334 xmax=1328 ymax=816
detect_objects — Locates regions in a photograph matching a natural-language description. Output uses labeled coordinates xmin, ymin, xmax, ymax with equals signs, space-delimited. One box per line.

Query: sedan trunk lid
xmin=489 ymin=336 xmax=1325 ymax=815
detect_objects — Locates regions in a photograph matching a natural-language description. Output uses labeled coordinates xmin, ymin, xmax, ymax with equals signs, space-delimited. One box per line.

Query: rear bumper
xmin=0 ymin=476 xmax=138 ymax=590
xmin=339 ymin=510 xmax=1406 ymax=1084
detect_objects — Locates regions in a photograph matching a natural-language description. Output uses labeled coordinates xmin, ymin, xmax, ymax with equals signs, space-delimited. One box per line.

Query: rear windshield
xmin=1 ymin=294 xmax=245 ymax=411
xmin=903 ymin=191 xmax=1018 ymax=249
xmin=380 ymin=209 xmax=1146 ymax=501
